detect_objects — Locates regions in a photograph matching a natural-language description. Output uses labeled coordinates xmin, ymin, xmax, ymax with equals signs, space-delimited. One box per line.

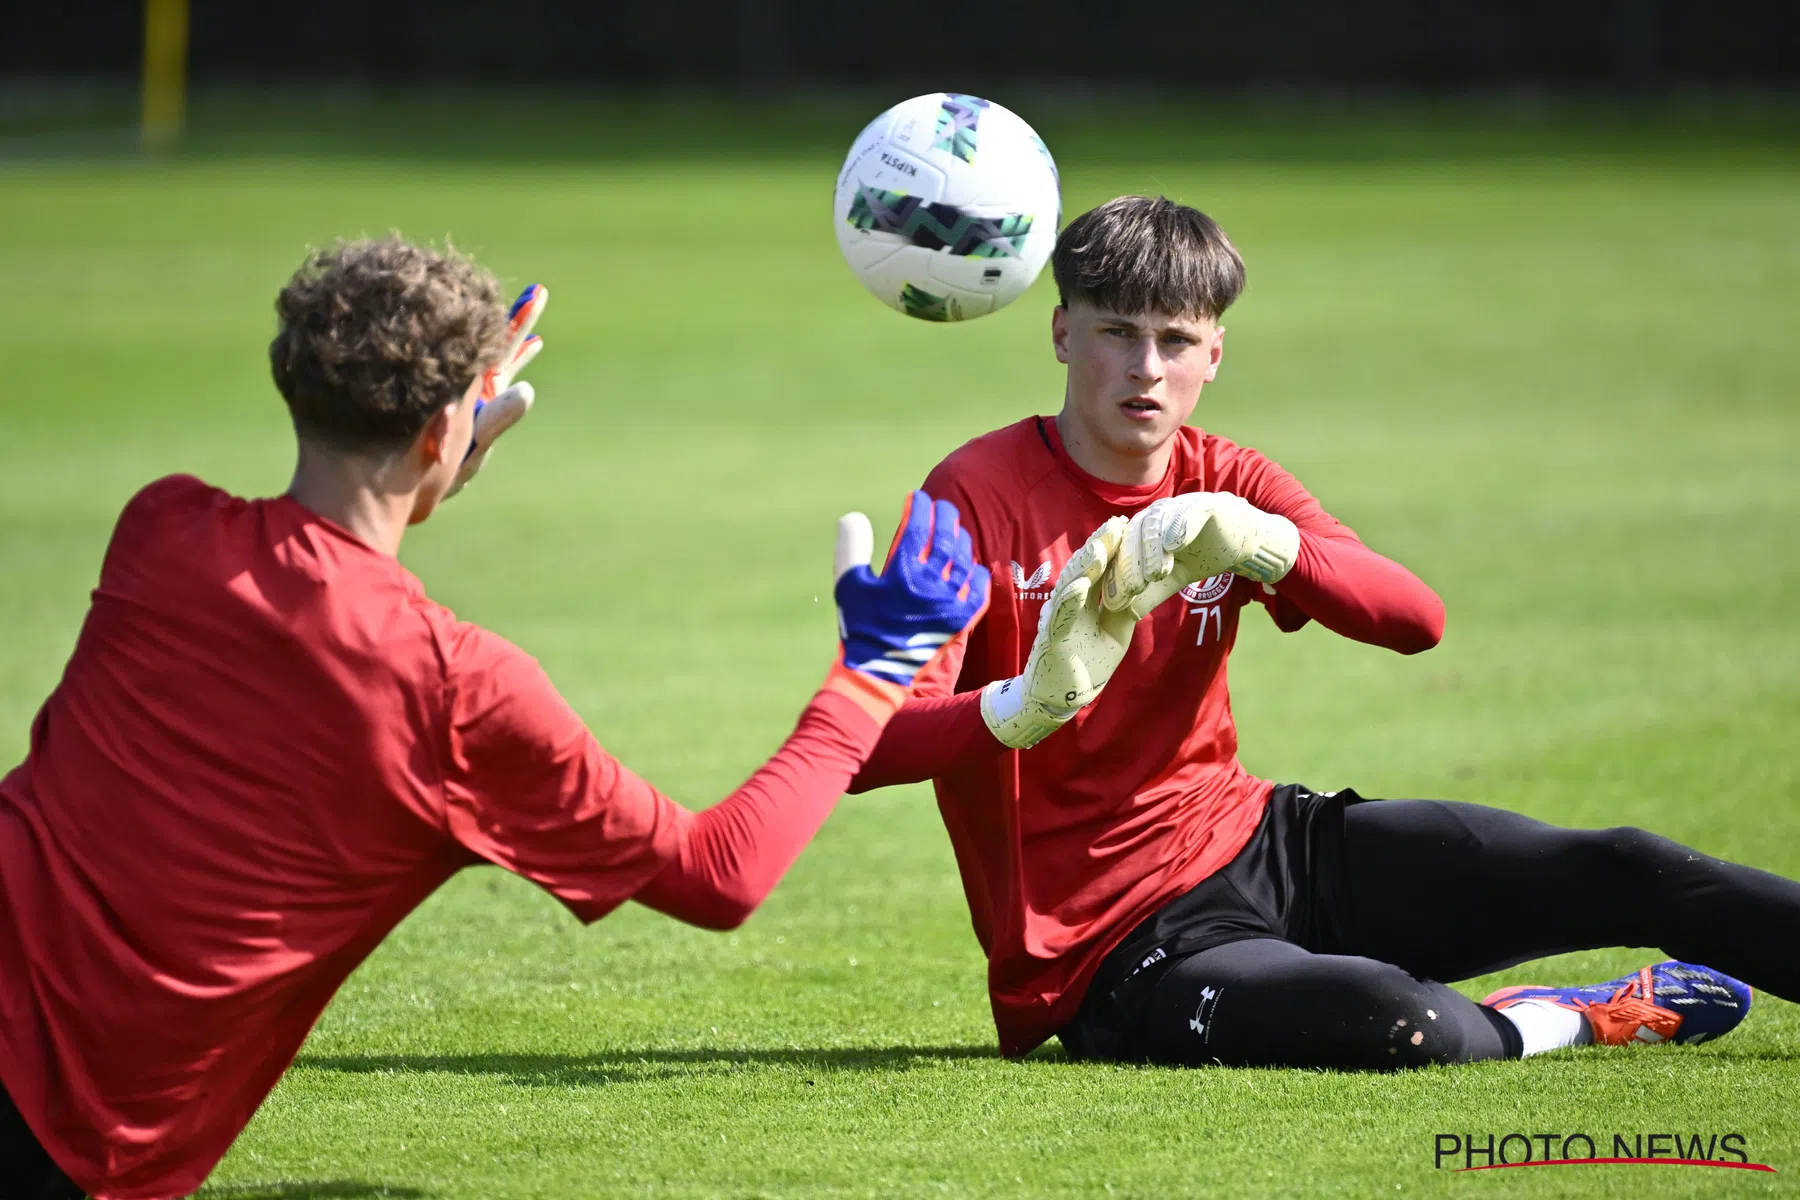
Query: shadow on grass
xmin=296 ymin=1044 xmax=1002 ymax=1088
xmin=196 ymin=1183 xmax=427 ymax=1199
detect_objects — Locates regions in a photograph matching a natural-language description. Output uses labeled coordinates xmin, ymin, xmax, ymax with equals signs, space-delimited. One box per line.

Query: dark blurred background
xmin=8 ymin=0 xmax=1799 ymax=91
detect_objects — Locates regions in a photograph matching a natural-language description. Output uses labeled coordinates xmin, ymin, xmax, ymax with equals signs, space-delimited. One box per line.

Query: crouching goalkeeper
xmin=0 ymin=238 xmax=990 ymax=1200
xmin=847 ymin=194 xmax=1800 ymax=1070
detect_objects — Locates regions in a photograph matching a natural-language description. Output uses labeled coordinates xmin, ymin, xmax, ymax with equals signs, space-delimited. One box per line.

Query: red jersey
xmin=897 ymin=418 xmax=1444 ymax=1056
xmin=0 ymin=477 xmax=697 ymax=1198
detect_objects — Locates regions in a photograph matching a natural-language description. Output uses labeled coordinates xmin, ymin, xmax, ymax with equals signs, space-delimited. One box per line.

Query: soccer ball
xmin=833 ymin=93 xmax=1060 ymax=322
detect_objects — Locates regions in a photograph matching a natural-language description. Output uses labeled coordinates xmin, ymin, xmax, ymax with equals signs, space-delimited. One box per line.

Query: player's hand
xmin=981 ymin=515 xmax=1143 ymax=749
xmin=447 ymin=283 xmax=546 ymax=499
xmin=1102 ymin=491 xmax=1299 ymax=619
xmin=827 ymin=491 xmax=992 ymax=720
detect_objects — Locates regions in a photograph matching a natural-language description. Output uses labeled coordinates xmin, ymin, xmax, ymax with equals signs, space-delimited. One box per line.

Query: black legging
xmin=1 ymin=1079 xmax=84 ymax=1199
xmin=1128 ymin=800 xmax=1800 ymax=1070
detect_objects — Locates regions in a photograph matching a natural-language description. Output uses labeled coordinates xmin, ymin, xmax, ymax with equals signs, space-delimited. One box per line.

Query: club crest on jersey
xmin=1010 ymin=560 xmax=1053 ymax=600
xmin=1180 ymin=573 xmax=1234 ymax=605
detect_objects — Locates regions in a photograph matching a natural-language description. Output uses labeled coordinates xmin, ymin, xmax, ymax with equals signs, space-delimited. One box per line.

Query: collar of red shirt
xmin=1040 ymin=415 xmax=1182 ymax=508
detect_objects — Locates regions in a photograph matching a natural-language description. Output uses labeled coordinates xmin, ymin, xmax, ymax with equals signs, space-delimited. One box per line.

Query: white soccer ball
xmin=833 ymin=93 xmax=1060 ymax=322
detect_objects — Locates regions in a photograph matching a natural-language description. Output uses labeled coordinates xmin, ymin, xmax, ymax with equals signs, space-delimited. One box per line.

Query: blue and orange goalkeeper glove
xmin=823 ymin=491 xmax=991 ymax=724
xmin=448 ymin=283 xmax=547 ymax=499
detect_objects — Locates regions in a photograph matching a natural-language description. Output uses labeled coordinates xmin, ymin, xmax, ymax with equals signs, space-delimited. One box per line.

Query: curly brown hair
xmin=1052 ymin=196 xmax=1246 ymax=321
xmin=269 ymin=237 xmax=510 ymax=452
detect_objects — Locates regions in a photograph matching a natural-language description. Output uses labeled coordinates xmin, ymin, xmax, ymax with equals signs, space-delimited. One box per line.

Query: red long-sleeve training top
xmin=848 ymin=417 xmax=1444 ymax=1056
xmin=0 ymin=475 xmax=886 ymax=1199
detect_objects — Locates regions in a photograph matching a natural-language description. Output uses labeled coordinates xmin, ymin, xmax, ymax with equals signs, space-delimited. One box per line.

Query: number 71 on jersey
xmin=1189 ymin=604 xmax=1223 ymax=646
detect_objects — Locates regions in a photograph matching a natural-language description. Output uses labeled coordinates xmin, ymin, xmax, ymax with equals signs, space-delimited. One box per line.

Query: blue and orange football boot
xmin=1484 ymin=960 xmax=1752 ymax=1046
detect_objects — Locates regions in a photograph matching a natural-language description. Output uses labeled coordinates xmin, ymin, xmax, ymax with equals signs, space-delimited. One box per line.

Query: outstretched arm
xmin=1109 ymin=447 xmax=1444 ymax=654
xmin=632 ymin=492 xmax=991 ymax=927
xmin=1237 ymin=449 xmax=1443 ymax=653
xmin=846 ymin=688 xmax=998 ymax=794
xmin=446 ymin=492 xmax=989 ymax=930
xmin=1269 ymin=523 xmax=1444 ymax=654
xmin=633 ymin=688 xmax=888 ymax=928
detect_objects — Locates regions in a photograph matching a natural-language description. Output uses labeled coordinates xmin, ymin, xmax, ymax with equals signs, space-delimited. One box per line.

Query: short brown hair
xmin=269 ymin=237 xmax=509 ymax=452
xmin=1051 ymin=195 xmax=1246 ymax=320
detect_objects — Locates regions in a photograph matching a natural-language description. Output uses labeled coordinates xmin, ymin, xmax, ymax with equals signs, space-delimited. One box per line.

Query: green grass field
xmin=2 ymin=95 xmax=1798 ymax=1198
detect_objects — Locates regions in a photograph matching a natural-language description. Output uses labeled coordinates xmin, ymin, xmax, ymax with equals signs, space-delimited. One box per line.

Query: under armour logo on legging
xmin=1190 ymin=986 xmax=1222 ymax=1037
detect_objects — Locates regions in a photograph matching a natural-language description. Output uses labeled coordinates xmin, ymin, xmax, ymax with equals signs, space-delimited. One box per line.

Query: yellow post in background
xmin=141 ymin=0 xmax=190 ymax=154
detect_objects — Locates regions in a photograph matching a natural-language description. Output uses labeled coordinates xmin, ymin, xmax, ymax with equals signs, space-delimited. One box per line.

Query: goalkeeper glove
xmin=826 ymin=491 xmax=992 ymax=723
xmin=1101 ymin=492 xmax=1299 ymax=620
xmin=448 ymin=283 xmax=546 ymax=499
xmin=980 ymin=515 xmax=1144 ymax=749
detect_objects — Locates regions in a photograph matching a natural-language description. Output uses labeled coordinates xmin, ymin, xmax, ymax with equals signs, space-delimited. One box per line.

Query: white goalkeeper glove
xmin=447 ymin=283 xmax=546 ymax=499
xmin=1101 ymin=492 xmax=1300 ymax=620
xmin=981 ymin=516 xmax=1145 ymax=749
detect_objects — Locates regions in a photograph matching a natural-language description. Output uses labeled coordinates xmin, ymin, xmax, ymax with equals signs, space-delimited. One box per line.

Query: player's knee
xmin=1594 ymin=825 xmax=1689 ymax=878
xmin=1142 ymin=955 xmax=1485 ymax=1071
xmin=1338 ymin=964 xmax=1462 ymax=1069
xmin=1377 ymin=995 xmax=1461 ymax=1069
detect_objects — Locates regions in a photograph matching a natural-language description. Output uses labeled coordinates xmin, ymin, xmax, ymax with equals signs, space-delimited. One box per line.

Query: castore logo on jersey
xmin=1010 ymin=560 xmax=1054 ymax=600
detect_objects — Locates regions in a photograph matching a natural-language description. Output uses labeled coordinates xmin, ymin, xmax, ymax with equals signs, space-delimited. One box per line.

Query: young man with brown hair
xmin=848 ymin=194 xmax=1800 ymax=1070
xmin=0 ymin=236 xmax=995 ymax=1199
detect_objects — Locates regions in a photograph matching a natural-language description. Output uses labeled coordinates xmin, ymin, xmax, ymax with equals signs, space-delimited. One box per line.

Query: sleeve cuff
xmin=818 ymin=656 xmax=909 ymax=727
